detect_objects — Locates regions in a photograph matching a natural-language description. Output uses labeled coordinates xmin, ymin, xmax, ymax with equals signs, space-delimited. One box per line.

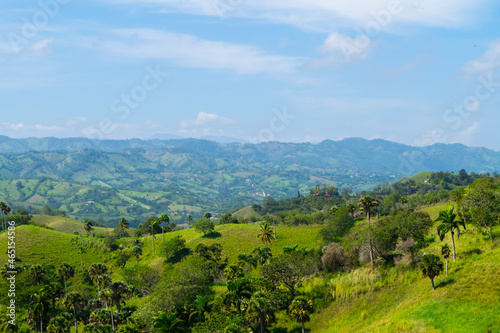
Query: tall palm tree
xmin=224 ymin=278 xmax=253 ymax=314
xmin=83 ymin=221 xmax=93 ymax=236
xmin=109 ymin=281 xmax=129 ymax=312
xmin=436 ymin=206 xmax=466 ymax=263
xmin=246 ymin=291 xmax=274 ymax=333
xmin=99 ymin=289 xmax=114 ymax=330
xmin=117 ymin=218 xmax=129 ymax=244
xmin=257 ymin=222 xmax=275 ymax=246
xmin=158 ymin=214 xmax=170 ymax=242
xmin=0 ymin=202 xmax=11 ymax=232
xmin=58 ymin=263 xmax=75 ymax=293
xmin=63 ymin=292 xmax=84 ymax=333
xmin=420 ymin=253 xmax=444 ymax=291
xmin=289 ymin=296 xmax=314 ymax=333
xmin=77 ymin=246 xmax=86 ymax=273
xmin=186 ymin=215 xmax=193 ymax=224
xmin=358 ymin=196 xmax=380 ymax=266
xmin=133 ymin=247 xmax=142 ymax=265
xmin=29 ymin=264 xmax=47 ymax=285
xmin=88 ymin=263 xmax=108 ymax=294
xmin=238 ymin=253 xmax=258 ymax=271
xmin=30 ymin=289 xmax=48 ymax=333
xmin=153 ymin=311 xmax=184 ymax=333
xmin=441 ymin=244 xmax=451 ymax=277
xmin=151 ymin=220 xmax=159 ymax=255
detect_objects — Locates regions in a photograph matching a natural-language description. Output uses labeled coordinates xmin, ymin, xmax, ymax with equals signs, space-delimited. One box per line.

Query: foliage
xmin=194 ymin=218 xmax=215 ymax=235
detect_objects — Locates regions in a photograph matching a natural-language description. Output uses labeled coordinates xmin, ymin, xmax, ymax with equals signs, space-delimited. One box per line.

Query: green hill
xmin=30 ymin=215 xmax=113 ymax=235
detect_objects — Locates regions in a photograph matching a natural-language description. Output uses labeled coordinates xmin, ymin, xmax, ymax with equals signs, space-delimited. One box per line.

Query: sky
xmin=1 ymin=0 xmax=500 ymax=149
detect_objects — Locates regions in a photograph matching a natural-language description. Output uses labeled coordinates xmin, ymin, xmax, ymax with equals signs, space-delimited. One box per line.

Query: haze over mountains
xmin=1 ymin=135 xmax=499 ymax=225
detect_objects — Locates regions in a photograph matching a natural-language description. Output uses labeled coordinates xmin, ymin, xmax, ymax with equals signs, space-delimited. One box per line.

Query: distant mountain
xmin=1 ymin=136 xmax=499 ymax=225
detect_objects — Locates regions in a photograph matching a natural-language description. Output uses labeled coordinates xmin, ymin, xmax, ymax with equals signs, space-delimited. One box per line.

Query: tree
xmin=193 ymin=218 xmax=214 ymax=235
xmin=347 ymin=203 xmax=356 ymax=218
xmin=152 ymin=311 xmax=184 ymax=333
xmin=47 ymin=315 xmax=70 ymax=333
xmin=204 ymin=212 xmax=212 ymax=220
xmin=246 ymin=291 xmax=275 ymax=333
xmin=162 ymin=237 xmax=186 ymax=262
xmin=98 ymin=289 xmax=114 ymax=330
xmin=289 ymin=296 xmax=314 ymax=333
xmin=188 ymin=295 xmax=210 ymax=324
xmin=63 ymin=292 xmax=84 ymax=333
xmin=109 ymin=281 xmax=129 ymax=312
xmin=420 ymin=253 xmax=444 ymax=291
xmin=462 ymin=178 xmax=498 ymax=242
xmin=261 ymin=251 xmax=317 ymax=301
xmin=29 ymin=264 xmax=47 ymax=285
xmin=133 ymin=247 xmax=142 ymax=265
xmin=224 ymin=278 xmax=253 ymax=314
xmin=84 ymin=221 xmax=94 ymax=236
xmin=30 ymin=289 xmax=49 ymax=333
xmin=257 ymin=222 xmax=275 ymax=246
xmin=117 ymin=218 xmax=129 ymax=243
xmin=158 ymin=214 xmax=170 ymax=242
xmin=58 ymin=263 xmax=75 ymax=293
xmin=436 ymin=206 xmax=466 ymax=262
xmin=186 ymin=215 xmax=193 ymax=224
xmin=399 ymin=197 xmax=408 ymax=208
xmin=441 ymin=244 xmax=451 ymax=277
xmin=151 ymin=220 xmax=159 ymax=255
xmin=0 ymin=202 xmax=11 ymax=231
xmin=88 ymin=263 xmax=108 ymax=293
xmin=358 ymin=196 xmax=380 ymax=266
xmin=252 ymin=247 xmax=272 ymax=266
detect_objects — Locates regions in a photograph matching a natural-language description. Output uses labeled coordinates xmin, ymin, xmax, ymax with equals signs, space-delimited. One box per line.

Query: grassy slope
xmin=302 ymin=203 xmax=500 ymax=333
xmin=30 ymin=215 xmax=113 ymax=235
xmin=410 ymin=171 xmax=433 ymax=183
xmin=232 ymin=205 xmax=262 ymax=219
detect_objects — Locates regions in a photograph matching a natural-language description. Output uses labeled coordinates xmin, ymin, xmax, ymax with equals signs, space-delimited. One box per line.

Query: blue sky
xmin=1 ymin=0 xmax=500 ymax=148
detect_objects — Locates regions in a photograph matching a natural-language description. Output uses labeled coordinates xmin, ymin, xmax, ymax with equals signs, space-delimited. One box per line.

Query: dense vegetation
xmin=0 ymin=171 xmax=499 ymax=332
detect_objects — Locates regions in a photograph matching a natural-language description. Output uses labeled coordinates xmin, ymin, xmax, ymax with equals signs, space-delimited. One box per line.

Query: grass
xmin=30 ymin=215 xmax=113 ymax=235
xmin=233 ymin=205 xmax=262 ymax=219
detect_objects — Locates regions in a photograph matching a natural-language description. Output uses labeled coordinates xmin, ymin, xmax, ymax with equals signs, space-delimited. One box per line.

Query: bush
xmin=321 ymin=243 xmax=352 ymax=273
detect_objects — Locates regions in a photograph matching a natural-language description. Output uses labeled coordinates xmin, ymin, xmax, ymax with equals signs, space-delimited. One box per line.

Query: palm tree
xmin=88 ymin=263 xmax=108 ymax=294
xmin=159 ymin=214 xmax=170 ymax=242
xmin=257 ymin=222 xmax=275 ymax=246
xmin=347 ymin=203 xmax=356 ymax=218
xmin=58 ymin=263 xmax=75 ymax=293
xmin=83 ymin=221 xmax=93 ymax=236
xmin=246 ymin=291 xmax=274 ymax=333
xmin=224 ymin=278 xmax=253 ymax=314
xmin=436 ymin=206 xmax=466 ymax=263
xmin=98 ymin=289 xmax=114 ymax=330
xmin=399 ymin=197 xmax=408 ymax=208
xmin=47 ymin=315 xmax=69 ymax=333
xmin=238 ymin=253 xmax=258 ymax=271
xmin=29 ymin=264 xmax=47 ymax=285
xmin=252 ymin=247 xmax=272 ymax=266
xmin=77 ymin=246 xmax=86 ymax=273
xmin=63 ymin=292 xmax=84 ymax=333
xmin=117 ymin=218 xmax=129 ymax=244
xmin=0 ymin=202 xmax=11 ymax=231
xmin=188 ymin=295 xmax=210 ymax=324
xmin=109 ymin=281 xmax=129 ymax=312
xmin=132 ymin=247 xmax=142 ymax=265
xmin=152 ymin=311 xmax=184 ymax=333
xmin=358 ymin=196 xmax=380 ymax=266
xmin=151 ymin=220 xmax=159 ymax=255
xmin=420 ymin=253 xmax=444 ymax=290
xmin=289 ymin=296 xmax=314 ymax=333
xmin=186 ymin=215 xmax=193 ymax=224
xmin=441 ymin=244 xmax=451 ymax=277
xmin=30 ymin=290 xmax=48 ymax=333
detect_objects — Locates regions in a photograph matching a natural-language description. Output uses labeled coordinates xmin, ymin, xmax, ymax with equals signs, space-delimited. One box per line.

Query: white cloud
xmin=103 ymin=0 xmax=490 ymax=31
xmin=180 ymin=112 xmax=235 ymax=129
xmin=28 ymin=39 xmax=53 ymax=56
xmin=462 ymin=39 xmax=500 ymax=73
xmin=453 ymin=121 xmax=480 ymax=145
xmin=0 ymin=122 xmax=62 ymax=132
xmin=85 ymin=28 xmax=301 ymax=75
xmin=307 ymin=32 xmax=372 ymax=69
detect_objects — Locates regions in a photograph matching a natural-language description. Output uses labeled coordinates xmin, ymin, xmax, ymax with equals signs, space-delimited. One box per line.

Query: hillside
xmin=1 ymin=136 xmax=500 ymax=226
